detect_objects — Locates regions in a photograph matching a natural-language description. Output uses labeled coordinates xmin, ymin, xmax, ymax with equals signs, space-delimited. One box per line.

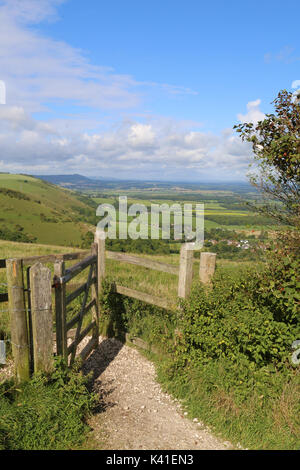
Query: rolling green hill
xmin=0 ymin=174 xmax=96 ymax=246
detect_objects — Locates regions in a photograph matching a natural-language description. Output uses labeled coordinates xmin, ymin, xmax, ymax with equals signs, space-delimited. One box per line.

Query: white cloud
xmin=0 ymin=2 xmax=140 ymax=112
xmin=292 ymin=80 xmax=300 ymax=89
xmin=237 ymin=99 xmax=265 ymax=124
xmin=0 ymin=104 xmax=253 ymax=179
xmin=128 ymin=124 xmax=155 ymax=147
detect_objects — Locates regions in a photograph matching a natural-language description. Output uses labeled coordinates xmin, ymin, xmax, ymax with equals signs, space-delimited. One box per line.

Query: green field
xmin=91 ymin=190 xmax=278 ymax=233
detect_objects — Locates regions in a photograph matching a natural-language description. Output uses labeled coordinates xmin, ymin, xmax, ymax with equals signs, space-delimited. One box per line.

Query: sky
xmin=0 ymin=0 xmax=299 ymax=182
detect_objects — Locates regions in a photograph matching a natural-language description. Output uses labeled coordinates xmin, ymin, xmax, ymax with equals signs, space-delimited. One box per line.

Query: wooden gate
xmin=6 ymin=244 xmax=99 ymax=382
xmin=53 ymin=243 xmax=99 ymax=366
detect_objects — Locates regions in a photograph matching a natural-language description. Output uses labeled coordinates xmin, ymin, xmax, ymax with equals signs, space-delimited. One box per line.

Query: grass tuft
xmin=0 ymin=357 xmax=98 ymax=450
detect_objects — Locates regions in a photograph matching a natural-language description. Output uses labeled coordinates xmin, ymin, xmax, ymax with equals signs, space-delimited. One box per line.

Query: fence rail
xmin=100 ymin=236 xmax=213 ymax=308
xmin=106 ymin=250 xmax=179 ymax=276
xmin=114 ymin=284 xmax=176 ymax=311
xmin=59 ymin=254 xmax=97 ymax=284
xmin=22 ymin=250 xmax=89 ymax=267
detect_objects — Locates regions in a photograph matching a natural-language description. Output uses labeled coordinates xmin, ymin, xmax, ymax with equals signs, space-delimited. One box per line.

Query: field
xmin=0 ymin=238 xmax=253 ymax=296
xmin=90 ymin=188 xmax=279 ymax=233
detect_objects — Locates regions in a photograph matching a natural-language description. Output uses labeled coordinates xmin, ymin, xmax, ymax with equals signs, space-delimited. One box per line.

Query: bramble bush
xmin=255 ymin=253 xmax=299 ymax=325
xmin=178 ymin=256 xmax=299 ymax=369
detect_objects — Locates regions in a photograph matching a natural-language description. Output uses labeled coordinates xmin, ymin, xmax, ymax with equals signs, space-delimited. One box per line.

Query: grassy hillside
xmin=0 ymin=174 xmax=96 ymax=246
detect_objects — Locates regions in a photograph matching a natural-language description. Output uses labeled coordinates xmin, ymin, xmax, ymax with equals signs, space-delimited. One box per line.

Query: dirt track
xmin=83 ymin=337 xmax=234 ymax=450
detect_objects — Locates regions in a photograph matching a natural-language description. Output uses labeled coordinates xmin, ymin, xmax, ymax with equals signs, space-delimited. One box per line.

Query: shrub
xmin=179 ymin=258 xmax=299 ymax=368
xmin=0 ymin=226 xmax=36 ymax=243
xmin=0 ymin=188 xmax=30 ymax=201
xmin=106 ymin=238 xmax=171 ymax=255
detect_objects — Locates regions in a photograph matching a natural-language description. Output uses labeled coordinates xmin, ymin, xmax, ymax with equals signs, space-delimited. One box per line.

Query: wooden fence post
xmin=178 ymin=243 xmax=194 ymax=299
xmin=26 ymin=267 xmax=34 ymax=374
xmin=199 ymin=252 xmax=216 ymax=284
xmin=30 ymin=263 xmax=53 ymax=374
xmin=54 ymin=260 xmax=67 ymax=362
xmin=94 ymin=229 xmax=105 ymax=294
xmin=6 ymin=259 xmax=30 ymax=383
xmin=91 ymin=243 xmax=100 ymax=347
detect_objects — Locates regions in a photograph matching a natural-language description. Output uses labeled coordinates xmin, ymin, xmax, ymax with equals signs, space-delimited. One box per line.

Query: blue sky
xmin=39 ymin=0 xmax=300 ymax=130
xmin=0 ymin=0 xmax=299 ymax=181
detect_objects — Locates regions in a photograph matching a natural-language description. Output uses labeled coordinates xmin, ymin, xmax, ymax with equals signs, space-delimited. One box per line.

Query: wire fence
xmin=0 ymin=281 xmax=20 ymax=309
xmin=0 ymin=254 xmax=30 ymax=309
xmin=0 ymin=273 xmax=10 ymax=362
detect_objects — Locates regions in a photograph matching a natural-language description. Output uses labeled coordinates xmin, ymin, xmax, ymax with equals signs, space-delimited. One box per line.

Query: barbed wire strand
xmin=3 ymin=340 xmax=29 ymax=349
xmin=0 ymin=283 xmax=25 ymax=289
xmin=0 ymin=307 xmax=52 ymax=314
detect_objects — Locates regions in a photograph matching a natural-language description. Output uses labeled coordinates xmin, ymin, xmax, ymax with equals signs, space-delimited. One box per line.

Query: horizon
xmin=4 ymin=171 xmax=254 ymax=186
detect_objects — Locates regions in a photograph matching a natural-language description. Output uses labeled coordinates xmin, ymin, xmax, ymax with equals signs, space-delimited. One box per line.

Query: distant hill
xmin=0 ymin=174 xmax=96 ymax=246
xmin=34 ymin=173 xmax=255 ymax=194
xmin=35 ymin=173 xmax=104 ymax=187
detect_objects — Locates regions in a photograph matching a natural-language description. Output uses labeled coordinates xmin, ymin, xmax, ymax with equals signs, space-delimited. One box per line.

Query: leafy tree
xmin=234 ymin=89 xmax=300 ymax=229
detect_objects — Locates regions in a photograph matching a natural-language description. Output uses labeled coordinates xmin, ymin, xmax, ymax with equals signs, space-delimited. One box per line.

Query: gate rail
xmin=53 ymin=244 xmax=99 ymax=366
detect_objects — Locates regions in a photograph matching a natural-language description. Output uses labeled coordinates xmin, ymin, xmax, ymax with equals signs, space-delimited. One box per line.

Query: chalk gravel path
xmin=82 ymin=337 xmax=234 ymax=450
